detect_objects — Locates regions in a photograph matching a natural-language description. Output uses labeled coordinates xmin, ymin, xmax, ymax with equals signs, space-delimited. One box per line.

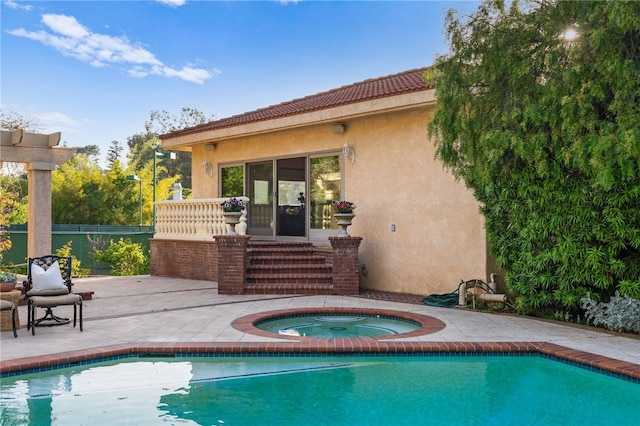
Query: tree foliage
xmin=106 ymin=140 xmax=122 ymax=168
xmin=73 ymin=145 xmax=101 ymax=162
xmin=0 ymin=190 xmax=16 ymax=259
xmin=428 ymin=0 xmax=640 ymax=313
xmin=49 ymin=153 xmax=179 ymax=225
xmin=141 ymin=107 xmax=215 ymax=189
xmin=145 ymin=107 xmax=215 ymax=135
xmin=126 ymin=132 xmax=162 ymax=174
xmin=0 ymin=109 xmax=40 ymax=132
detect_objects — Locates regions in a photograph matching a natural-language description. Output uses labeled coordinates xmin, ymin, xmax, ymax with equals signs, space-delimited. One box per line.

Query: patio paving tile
xmin=1 ymin=275 xmax=639 ymax=379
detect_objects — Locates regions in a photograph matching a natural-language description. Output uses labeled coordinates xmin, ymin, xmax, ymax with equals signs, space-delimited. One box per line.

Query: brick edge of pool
xmin=2 ymin=341 xmax=639 ymax=380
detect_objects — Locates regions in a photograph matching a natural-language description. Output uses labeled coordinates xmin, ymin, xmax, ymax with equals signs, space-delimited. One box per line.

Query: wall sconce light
xmin=203 ymin=160 xmax=214 ymax=177
xmin=332 ymin=123 xmax=347 ymax=134
xmin=343 ymin=142 xmax=355 ymax=164
xmin=205 ymin=143 xmax=216 ymax=151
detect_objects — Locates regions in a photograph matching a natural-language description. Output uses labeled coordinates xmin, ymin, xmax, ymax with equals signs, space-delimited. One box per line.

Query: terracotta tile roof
xmin=162 ymin=67 xmax=431 ymax=139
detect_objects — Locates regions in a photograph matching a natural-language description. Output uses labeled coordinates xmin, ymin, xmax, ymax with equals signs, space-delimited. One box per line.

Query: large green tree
xmin=50 ymin=153 xmax=178 ymax=226
xmin=125 ymin=107 xmax=215 ymax=189
xmin=428 ymin=0 xmax=640 ymax=313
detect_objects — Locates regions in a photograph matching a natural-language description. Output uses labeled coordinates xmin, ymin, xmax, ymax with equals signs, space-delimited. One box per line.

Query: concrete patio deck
xmin=1 ymin=275 xmax=639 ymax=378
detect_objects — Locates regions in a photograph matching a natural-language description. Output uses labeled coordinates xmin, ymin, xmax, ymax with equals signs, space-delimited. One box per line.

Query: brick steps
xmin=246 ymin=241 xmax=333 ymax=295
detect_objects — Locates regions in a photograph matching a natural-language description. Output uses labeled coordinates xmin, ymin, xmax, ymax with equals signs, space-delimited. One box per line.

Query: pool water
xmin=1 ymin=355 xmax=638 ymax=425
xmin=256 ymin=314 xmax=420 ymax=337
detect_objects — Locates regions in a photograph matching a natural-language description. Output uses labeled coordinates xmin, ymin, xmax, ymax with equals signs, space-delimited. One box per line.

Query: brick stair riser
xmin=247 ymin=263 xmax=332 ymax=274
xmin=248 ymin=247 xmax=316 ymax=254
xmin=248 ymin=242 xmax=314 ymax=248
xmin=244 ymin=286 xmax=333 ymax=295
xmin=250 ymin=256 xmax=328 ymax=265
xmin=246 ymin=275 xmax=333 ymax=284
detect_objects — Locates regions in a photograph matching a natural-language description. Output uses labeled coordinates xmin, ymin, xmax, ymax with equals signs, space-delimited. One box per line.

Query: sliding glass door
xmin=244 ymin=154 xmax=341 ymax=239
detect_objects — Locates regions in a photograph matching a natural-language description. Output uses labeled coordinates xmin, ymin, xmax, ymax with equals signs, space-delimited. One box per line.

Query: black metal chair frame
xmin=0 ymin=300 xmax=18 ymax=338
xmin=24 ymin=255 xmax=83 ymax=335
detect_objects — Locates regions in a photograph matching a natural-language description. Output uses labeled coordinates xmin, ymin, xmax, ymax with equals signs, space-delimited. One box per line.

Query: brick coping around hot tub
xmin=231 ymin=307 xmax=446 ymax=340
xmin=1 ymin=341 xmax=639 ymax=381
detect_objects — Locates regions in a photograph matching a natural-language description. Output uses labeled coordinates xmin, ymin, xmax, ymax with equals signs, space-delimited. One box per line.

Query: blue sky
xmin=2 ymin=0 xmax=479 ymax=167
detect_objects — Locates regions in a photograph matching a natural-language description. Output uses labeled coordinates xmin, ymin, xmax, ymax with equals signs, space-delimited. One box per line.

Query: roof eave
xmin=161 ymin=88 xmax=435 ymax=149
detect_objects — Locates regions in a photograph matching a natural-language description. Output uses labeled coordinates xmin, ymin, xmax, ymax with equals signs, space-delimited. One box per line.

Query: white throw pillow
xmin=31 ymin=260 xmax=67 ymax=292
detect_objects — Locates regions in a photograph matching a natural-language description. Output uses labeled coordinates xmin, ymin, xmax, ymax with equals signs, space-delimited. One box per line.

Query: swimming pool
xmin=1 ymin=354 xmax=638 ymax=425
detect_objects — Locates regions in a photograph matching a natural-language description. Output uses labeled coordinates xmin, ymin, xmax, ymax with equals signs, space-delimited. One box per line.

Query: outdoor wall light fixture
xmin=343 ymin=142 xmax=355 ymax=164
xmin=205 ymin=143 xmax=216 ymax=151
xmin=332 ymin=123 xmax=347 ymax=134
xmin=203 ymin=160 xmax=214 ymax=177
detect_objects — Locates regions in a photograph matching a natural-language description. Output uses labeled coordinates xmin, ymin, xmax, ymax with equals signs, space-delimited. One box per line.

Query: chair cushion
xmin=0 ymin=299 xmax=15 ymax=310
xmin=29 ymin=293 xmax=81 ymax=307
xmin=31 ymin=260 xmax=68 ymax=292
xmin=27 ymin=288 xmax=70 ymax=297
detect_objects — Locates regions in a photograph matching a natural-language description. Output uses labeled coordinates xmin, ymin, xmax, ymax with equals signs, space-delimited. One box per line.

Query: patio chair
xmin=24 ymin=255 xmax=83 ymax=336
xmin=0 ymin=299 xmax=18 ymax=337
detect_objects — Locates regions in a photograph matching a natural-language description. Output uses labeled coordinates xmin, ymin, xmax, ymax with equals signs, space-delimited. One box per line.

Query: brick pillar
xmin=329 ymin=236 xmax=362 ymax=295
xmin=215 ymin=235 xmax=250 ymax=294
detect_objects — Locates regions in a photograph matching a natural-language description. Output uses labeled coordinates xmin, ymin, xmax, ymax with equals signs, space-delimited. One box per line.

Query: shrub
xmin=92 ymin=238 xmax=149 ymax=276
xmin=56 ymin=241 xmax=90 ymax=278
xmin=581 ymin=292 xmax=640 ymax=334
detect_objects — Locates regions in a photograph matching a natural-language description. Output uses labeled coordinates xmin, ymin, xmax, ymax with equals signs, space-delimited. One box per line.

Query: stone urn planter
xmin=332 ymin=200 xmax=356 ymax=237
xmin=222 ymin=212 xmax=242 ymax=235
xmin=221 ymin=198 xmax=245 ymax=235
xmin=334 ymin=212 xmax=355 ymax=237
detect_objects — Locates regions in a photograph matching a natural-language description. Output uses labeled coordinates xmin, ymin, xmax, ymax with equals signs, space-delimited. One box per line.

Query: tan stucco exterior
xmin=161 ymin=90 xmax=488 ymax=296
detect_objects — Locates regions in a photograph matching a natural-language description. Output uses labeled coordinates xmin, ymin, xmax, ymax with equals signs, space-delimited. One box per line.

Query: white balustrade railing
xmin=154 ymin=197 xmax=249 ymax=240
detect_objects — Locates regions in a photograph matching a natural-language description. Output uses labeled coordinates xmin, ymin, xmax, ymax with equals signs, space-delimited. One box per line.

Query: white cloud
xmin=38 ymin=111 xmax=82 ymax=127
xmin=7 ymin=13 xmax=213 ymax=85
xmin=156 ymin=0 xmax=186 ymax=7
xmin=41 ymin=13 xmax=89 ymax=38
xmin=127 ymin=66 xmax=149 ymax=78
xmin=4 ymin=0 xmax=32 ymax=11
xmin=36 ymin=111 xmax=86 ymax=136
xmin=151 ymin=65 xmax=215 ymax=85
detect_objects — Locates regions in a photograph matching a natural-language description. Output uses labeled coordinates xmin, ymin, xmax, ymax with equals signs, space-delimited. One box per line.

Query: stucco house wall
xmin=160 ymin=68 xmax=489 ymax=296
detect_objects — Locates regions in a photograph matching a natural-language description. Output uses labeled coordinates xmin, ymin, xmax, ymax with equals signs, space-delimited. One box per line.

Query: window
xmin=221 ymin=165 xmax=243 ymax=197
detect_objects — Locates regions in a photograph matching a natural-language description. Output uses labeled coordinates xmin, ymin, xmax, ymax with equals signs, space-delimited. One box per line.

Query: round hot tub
xmin=232 ymin=308 xmax=446 ymax=340
xmin=256 ymin=314 xmax=420 ymax=338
